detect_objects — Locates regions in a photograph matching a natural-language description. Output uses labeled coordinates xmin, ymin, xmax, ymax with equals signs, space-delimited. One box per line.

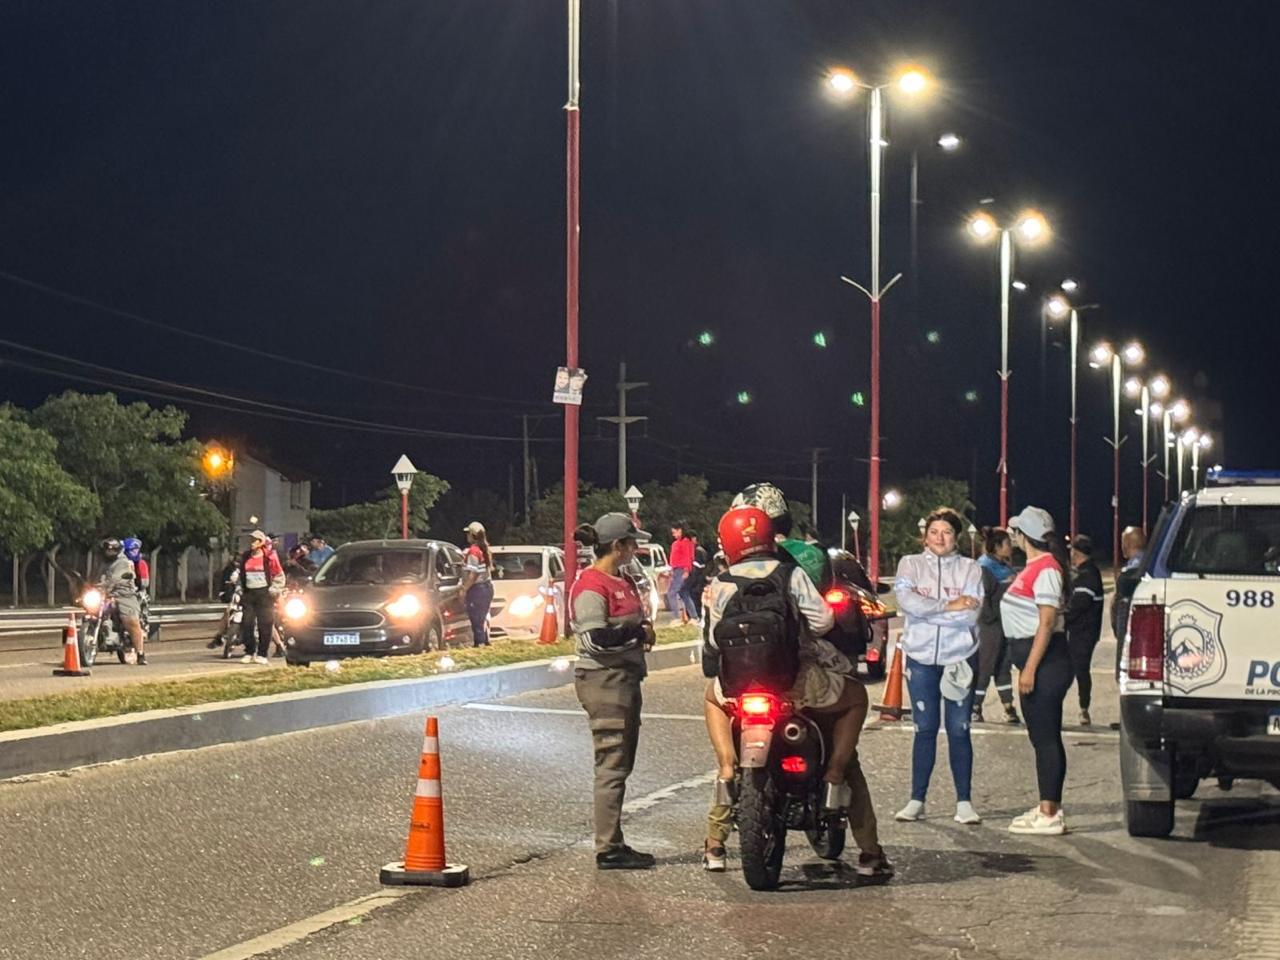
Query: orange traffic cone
xmin=380 ymin=716 xmax=470 ymax=887
xmin=53 ymin=612 xmax=90 ymax=677
xmin=874 ymin=638 xmax=909 ymax=722
xmin=537 ymin=585 xmax=558 ymax=645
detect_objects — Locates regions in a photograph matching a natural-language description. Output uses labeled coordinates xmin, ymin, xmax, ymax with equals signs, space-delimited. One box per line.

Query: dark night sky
xmin=1 ymin=0 xmax=1277 ymax=540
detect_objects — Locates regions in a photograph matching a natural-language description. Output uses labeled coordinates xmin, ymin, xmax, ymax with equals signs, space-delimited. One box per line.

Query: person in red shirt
xmin=667 ymin=522 xmax=697 ymax=624
xmin=239 ymin=530 xmax=285 ymax=665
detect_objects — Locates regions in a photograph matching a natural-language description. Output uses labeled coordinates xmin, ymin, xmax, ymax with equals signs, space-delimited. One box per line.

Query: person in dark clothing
xmin=239 ymin=530 xmax=285 ymax=665
xmin=1112 ymin=526 xmax=1147 ymax=677
xmin=973 ymin=527 xmax=1020 ymax=724
xmin=1065 ymin=535 xmax=1105 ymax=726
xmin=683 ymin=538 xmax=710 ymax=618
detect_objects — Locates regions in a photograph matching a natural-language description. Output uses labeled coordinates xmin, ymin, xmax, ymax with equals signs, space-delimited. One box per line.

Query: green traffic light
xmin=964 ymin=389 xmax=979 ymax=403
xmin=737 ymin=391 xmax=752 ymax=405
xmin=697 ymin=330 xmax=714 ymax=347
xmin=926 ymin=330 xmax=941 ymax=344
xmin=850 ymin=391 xmax=866 ymax=407
xmin=812 ymin=332 xmax=827 ymax=348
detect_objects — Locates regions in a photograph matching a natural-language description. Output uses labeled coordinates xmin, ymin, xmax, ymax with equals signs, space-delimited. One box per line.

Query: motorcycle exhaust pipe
xmin=781 ymin=721 xmax=807 ymax=745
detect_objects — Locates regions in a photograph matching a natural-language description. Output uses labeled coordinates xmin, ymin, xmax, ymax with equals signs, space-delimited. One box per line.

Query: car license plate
xmin=323 ymin=633 xmax=361 ymax=646
xmin=1269 ymin=712 xmax=1280 ymax=736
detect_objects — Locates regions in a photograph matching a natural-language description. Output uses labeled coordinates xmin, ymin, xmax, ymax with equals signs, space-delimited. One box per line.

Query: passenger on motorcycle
xmin=100 ymin=537 xmax=147 ymax=665
xmin=122 ymin=537 xmax=149 ymax=595
xmin=701 ymin=504 xmax=891 ymax=877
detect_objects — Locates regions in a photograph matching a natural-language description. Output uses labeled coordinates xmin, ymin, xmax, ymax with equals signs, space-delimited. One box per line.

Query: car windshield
xmin=635 ymin=548 xmax=655 ymax=568
xmin=1168 ymin=504 xmax=1280 ymax=576
xmin=314 ymin=549 xmax=428 ymax=585
xmin=493 ymin=552 xmax=543 ymax=580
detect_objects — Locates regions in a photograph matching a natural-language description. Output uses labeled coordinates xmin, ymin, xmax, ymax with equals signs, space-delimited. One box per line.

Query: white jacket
xmin=893 ymin=550 xmax=983 ymax=665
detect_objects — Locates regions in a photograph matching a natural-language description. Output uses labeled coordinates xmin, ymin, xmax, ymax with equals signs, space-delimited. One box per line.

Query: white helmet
xmin=731 ymin=482 xmax=789 ymax=521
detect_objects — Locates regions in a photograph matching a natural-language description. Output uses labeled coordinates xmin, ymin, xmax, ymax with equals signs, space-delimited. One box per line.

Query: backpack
xmin=712 ymin=565 xmax=802 ymax=697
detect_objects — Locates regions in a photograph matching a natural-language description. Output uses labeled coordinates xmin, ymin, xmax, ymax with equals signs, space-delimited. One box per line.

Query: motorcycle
xmin=725 ymin=689 xmax=846 ymax=891
xmin=78 ymin=588 xmax=130 ymax=665
xmin=822 ymin=579 xmax=891 ymax=680
xmin=215 ymin=583 xmax=246 ymax=659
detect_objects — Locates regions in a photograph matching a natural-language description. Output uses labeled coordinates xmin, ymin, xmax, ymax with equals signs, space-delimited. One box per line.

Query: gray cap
xmin=593 ymin=512 xmax=639 ymax=543
xmin=1009 ymin=506 xmax=1055 ymax=542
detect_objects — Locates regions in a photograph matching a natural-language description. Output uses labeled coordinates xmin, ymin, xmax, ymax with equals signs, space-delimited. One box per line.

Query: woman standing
xmin=892 ymin=508 xmax=985 ymax=825
xmin=461 ymin=521 xmax=495 ymax=647
xmin=571 ymin=513 xmax=656 ymax=870
xmin=1001 ymin=506 xmax=1073 ymax=835
xmin=973 ymin=527 xmax=1020 ymax=724
xmin=239 ymin=529 xmax=285 ymax=665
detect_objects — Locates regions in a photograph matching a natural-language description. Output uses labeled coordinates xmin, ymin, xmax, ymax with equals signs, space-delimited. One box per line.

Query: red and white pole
xmin=562 ymin=0 xmax=581 ymax=634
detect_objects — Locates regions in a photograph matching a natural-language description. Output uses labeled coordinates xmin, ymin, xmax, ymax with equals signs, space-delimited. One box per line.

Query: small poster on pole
xmin=552 ymin=367 xmax=587 ymax=405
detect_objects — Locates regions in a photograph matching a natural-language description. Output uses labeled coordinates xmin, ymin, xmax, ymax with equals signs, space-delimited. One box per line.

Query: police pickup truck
xmin=1119 ymin=469 xmax=1280 ymax=837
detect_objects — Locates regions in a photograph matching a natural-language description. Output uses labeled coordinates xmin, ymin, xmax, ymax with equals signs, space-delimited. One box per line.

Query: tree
xmin=878 ymin=475 xmax=975 ymax=572
xmin=504 ymin=482 xmax=627 ymax=545
xmin=426 ymin=487 xmax=510 ymax=545
xmin=31 ymin=392 xmax=226 ymax=556
xmin=309 ymin=474 xmax=449 ymax=545
xmin=0 ymin=406 xmax=98 ymax=557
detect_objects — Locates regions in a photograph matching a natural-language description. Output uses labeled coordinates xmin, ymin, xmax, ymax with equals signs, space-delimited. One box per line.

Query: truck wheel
xmin=738 ymin=769 xmax=786 ymax=890
xmin=1125 ymin=799 xmax=1174 ymax=838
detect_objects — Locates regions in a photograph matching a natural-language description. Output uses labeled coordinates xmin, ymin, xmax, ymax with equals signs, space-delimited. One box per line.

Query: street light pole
xmin=1069 ymin=309 xmax=1079 ymax=542
xmin=999 ymin=228 xmax=1012 ymax=524
xmin=868 ymin=84 xmax=884 ymax=586
xmin=1110 ymin=354 xmax=1122 ymax=573
xmin=563 ymin=0 xmax=581 ymax=626
xmin=1140 ymin=384 xmax=1151 ymax=533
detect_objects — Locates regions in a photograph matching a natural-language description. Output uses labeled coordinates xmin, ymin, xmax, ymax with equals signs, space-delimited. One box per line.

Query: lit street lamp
xmin=1124 ymin=373 xmax=1171 ymax=532
xmin=623 ymin=485 xmax=643 ymax=527
xmin=1162 ymin=399 xmax=1191 ymax=500
xmin=391 ymin=455 xmax=418 ymax=540
xmin=1091 ymin=340 xmax=1144 ymax=571
xmin=1192 ymin=433 xmax=1212 ymax=491
xmin=830 ymin=62 xmax=933 ymax=587
xmin=848 ymin=509 xmax=861 ymax=563
xmin=968 ymin=208 xmax=1051 ymax=524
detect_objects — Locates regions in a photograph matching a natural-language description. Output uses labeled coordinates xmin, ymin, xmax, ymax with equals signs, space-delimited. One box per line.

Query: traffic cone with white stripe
xmin=537 ymin=584 xmax=558 ymax=645
xmin=380 ymin=715 xmax=470 ymax=887
xmin=874 ymin=638 xmax=909 ymax=722
xmin=53 ymin=612 xmax=90 ymax=677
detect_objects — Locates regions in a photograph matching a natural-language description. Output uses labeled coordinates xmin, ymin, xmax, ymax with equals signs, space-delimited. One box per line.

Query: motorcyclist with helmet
xmin=100 ymin=537 xmax=147 ymax=665
xmin=122 ymin=537 xmax=152 ymax=640
xmin=700 ymin=498 xmax=890 ymax=878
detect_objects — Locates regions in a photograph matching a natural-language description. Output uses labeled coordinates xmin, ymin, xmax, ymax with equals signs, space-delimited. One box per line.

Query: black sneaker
xmin=596 ymin=846 xmax=656 ymax=870
xmin=856 ymin=848 xmax=894 ymax=880
xmin=1004 ymin=705 xmax=1021 ymax=725
xmin=972 ymin=703 xmax=985 ymax=723
xmin=136 ymin=653 xmax=147 ymax=666
xmin=206 ymin=638 xmax=223 ymax=649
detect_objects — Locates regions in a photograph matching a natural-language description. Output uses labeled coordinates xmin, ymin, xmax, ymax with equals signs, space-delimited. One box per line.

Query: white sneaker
xmin=254 ymin=655 xmax=270 ymax=665
xmin=1009 ymin=808 xmax=1066 ymax=835
xmin=240 ymin=655 xmax=255 ymax=664
xmin=954 ymin=801 xmax=982 ymax=825
xmin=895 ymin=799 xmax=925 ymax=821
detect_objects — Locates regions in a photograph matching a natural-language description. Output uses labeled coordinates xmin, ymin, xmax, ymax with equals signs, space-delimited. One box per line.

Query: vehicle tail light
xmin=866 ymin=646 xmax=881 ymax=663
xmin=824 ymin=588 xmax=851 ymax=611
xmin=858 ymin=596 xmax=887 ymax=618
xmin=780 ymin=755 xmax=807 ymax=775
xmin=738 ymin=693 xmax=781 ymax=725
xmin=1128 ymin=604 xmax=1165 ymax=681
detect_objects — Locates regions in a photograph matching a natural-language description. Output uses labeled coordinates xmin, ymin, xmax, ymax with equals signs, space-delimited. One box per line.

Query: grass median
xmin=0 ymin=625 xmax=702 ymax=734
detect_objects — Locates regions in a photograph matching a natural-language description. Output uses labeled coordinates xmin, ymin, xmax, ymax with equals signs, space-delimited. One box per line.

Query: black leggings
xmin=241 ymin=589 xmax=276 ymax=658
xmin=1067 ymin=629 xmax=1101 ymax=710
xmin=1011 ymin=633 xmax=1073 ymax=804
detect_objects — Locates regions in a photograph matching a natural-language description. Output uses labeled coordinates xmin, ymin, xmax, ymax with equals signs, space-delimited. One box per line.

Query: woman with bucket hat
xmin=570 ymin=513 xmax=656 ymax=870
xmin=1002 ymin=506 xmax=1073 ymax=835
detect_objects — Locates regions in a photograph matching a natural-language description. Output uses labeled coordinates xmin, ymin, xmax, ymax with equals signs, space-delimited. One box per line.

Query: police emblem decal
xmin=1165 ymin=599 xmax=1227 ymax=694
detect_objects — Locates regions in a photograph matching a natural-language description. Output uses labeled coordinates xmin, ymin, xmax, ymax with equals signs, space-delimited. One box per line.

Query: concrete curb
xmin=0 ymin=642 xmax=702 ymax=782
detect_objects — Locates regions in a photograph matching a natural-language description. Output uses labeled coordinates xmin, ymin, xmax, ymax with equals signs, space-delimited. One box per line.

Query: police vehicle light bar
xmin=1205 ymin=468 xmax=1280 ymax=487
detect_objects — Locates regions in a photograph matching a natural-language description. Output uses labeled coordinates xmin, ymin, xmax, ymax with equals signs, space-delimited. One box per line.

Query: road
xmin=2 ymin=631 xmax=1278 ymax=960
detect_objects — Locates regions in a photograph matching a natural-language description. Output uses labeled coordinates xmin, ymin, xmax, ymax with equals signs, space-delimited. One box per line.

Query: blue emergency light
xmin=1204 ymin=468 xmax=1280 ymax=487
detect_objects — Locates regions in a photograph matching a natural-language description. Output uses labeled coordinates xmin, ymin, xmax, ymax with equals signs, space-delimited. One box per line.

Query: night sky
xmin=2 ymin=1 xmax=1276 ymax=541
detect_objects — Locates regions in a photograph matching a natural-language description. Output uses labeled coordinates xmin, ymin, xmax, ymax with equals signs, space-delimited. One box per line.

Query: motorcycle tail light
xmin=739 ymin=693 xmax=781 ymax=725
xmin=866 ymin=646 xmax=881 ymax=663
xmin=780 ymin=756 xmax=807 ymax=775
xmin=823 ymin=588 xmax=850 ymax=611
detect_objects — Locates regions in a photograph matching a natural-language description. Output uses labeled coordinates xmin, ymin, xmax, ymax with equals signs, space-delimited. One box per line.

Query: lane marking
xmin=464 ymin=703 xmax=703 ymax=722
xmin=192 ymin=756 xmax=714 ymax=960
xmin=868 ymin=721 xmax=1119 ymax=740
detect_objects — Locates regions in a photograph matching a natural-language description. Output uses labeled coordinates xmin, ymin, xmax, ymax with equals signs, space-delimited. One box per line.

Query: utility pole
xmin=597 ymin=360 xmax=647 ymax=493
xmin=810 ymin=448 xmax=826 ymax=533
xmin=522 ymin=414 xmax=531 ymax=522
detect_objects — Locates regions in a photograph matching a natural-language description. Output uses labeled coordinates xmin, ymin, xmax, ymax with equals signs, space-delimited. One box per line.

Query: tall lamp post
xmin=1124 ymin=373 xmax=1170 ymax=533
xmin=1045 ymin=292 xmax=1099 ymax=542
xmin=1090 ymin=340 xmax=1145 ymax=571
xmin=848 ymin=510 xmax=861 ymax=563
xmin=562 ymin=0 xmax=583 ymax=622
xmin=967 ymin=208 xmax=1051 ymax=525
xmin=392 ymin=455 xmax=417 ymax=540
xmin=1176 ymin=427 xmax=1199 ymax=496
xmin=624 ymin=485 xmax=643 ymax=528
xmin=1162 ymin=399 xmax=1191 ymax=500
xmin=1191 ymin=433 xmax=1212 ymax=491
xmin=829 ymin=63 xmax=932 ymax=588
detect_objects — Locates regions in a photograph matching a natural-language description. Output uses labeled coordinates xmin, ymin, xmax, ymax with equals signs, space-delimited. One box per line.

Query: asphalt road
xmin=2 ymin=632 xmax=1278 ymax=960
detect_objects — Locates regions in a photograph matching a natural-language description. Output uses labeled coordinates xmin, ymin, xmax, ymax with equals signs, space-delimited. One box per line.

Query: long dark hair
xmin=469 ymin=529 xmax=493 ymax=571
xmin=574 ymin=523 xmax=610 ymax=560
xmin=982 ymin=526 xmax=1010 ymax=556
xmin=1023 ymin=530 xmax=1071 ymax=606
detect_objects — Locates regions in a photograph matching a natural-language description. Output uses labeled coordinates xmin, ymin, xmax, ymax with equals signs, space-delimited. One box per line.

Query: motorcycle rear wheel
xmin=805 ymin=814 xmax=846 ymax=860
xmin=738 ymin=768 xmax=786 ymax=891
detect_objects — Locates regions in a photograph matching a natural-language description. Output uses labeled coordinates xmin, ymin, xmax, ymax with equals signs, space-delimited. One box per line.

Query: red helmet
xmin=718 ymin=506 xmax=776 ymax=565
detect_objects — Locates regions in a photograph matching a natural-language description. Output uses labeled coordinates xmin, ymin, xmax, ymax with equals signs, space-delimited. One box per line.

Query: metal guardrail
xmin=0 ymin=603 xmax=225 ymax=635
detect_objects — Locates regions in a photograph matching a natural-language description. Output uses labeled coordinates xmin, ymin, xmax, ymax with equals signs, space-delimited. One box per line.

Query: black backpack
xmin=712 ymin=565 xmax=802 ymax=697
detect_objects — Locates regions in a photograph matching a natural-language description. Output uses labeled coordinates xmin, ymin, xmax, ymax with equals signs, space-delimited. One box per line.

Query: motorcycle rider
xmin=100 ymin=537 xmax=147 ymax=665
xmin=701 ymin=504 xmax=891 ymax=879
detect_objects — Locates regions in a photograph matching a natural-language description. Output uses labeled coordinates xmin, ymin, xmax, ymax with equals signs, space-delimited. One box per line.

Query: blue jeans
xmin=905 ymin=655 xmax=977 ymax=803
xmin=466 ymin=581 xmax=494 ymax=646
xmin=667 ymin=567 xmax=697 ymax=619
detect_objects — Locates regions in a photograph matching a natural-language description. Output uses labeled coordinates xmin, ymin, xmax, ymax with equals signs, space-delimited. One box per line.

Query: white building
xmin=229 ymin=452 xmax=312 ymax=553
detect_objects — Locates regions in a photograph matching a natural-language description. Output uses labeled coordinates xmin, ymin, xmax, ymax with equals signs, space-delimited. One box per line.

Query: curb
xmin=0 ymin=642 xmax=702 ymax=782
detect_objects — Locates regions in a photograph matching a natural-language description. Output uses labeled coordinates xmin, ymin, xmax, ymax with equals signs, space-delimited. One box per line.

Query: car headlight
xmin=81 ymin=588 xmax=103 ymax=613
xmin=386 ymin=593 xmax=423 ymax=620
xmin=283 ymin=596 xmax=308 ymax=621
xmin=508 ymin=594 xmax=539 ymax=618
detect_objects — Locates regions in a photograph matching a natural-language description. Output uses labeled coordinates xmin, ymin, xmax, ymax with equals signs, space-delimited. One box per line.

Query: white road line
xmin=193 ymin=751 xmax=714 ymax=960
xmin=867 ymin=721 xmax=1119 ymax=740
xmin=463 ymin=703 xmax=703 ymax=722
